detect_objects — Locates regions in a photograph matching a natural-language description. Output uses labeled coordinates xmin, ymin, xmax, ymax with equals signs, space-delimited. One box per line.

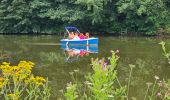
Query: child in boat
xmin=73 ymin=32 xmax=80 ymax=40
xmin=85 ymin=32 xmax=90 ymax=39
xmin=68 ymin=32 xmax=75 ymax=40
xmin=79 ymin=33 xmax=85 ymax=39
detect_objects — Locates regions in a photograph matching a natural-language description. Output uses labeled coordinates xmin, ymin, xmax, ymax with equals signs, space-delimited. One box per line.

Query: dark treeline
xmin=0 ymin=0 xmax=170 ymax=35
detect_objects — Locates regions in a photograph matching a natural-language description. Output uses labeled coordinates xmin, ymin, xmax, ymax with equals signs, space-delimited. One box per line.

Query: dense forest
xmin=0 ymin=0 xmax=170 ymax=35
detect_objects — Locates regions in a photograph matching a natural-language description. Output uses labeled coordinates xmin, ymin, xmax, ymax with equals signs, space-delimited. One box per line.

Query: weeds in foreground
xmin=64 ymin=51 xmax=127 ymax=100
xmin=64 ymin=47 xmax=170 ymax=100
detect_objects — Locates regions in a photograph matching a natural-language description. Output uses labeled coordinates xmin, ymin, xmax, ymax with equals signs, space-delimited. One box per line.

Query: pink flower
xmin=98 ymin=59 xmax=102 ymax=63
xmin=115 ymin=49 xmax=120 ymax=53
xmin=110 ymin=50 xmax=114 ymax=53
xmin=157 ymin=92 xmax=161 ymax=96
xmin=103 ymin=62 xmax=107 ymax=66
xmin=102 ymin=62 xmax=108 ymax=71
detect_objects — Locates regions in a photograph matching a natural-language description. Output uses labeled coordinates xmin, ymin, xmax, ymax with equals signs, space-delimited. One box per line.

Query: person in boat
xmin=85 ymin=32 xmax=90 ymax=39
xmin=79 ymin=33 xmax=85 ymax=39
xmin=73 ymin=32 xmax=80 ymax=40
xmin=68 ymin=32 xmax=75 ymax=40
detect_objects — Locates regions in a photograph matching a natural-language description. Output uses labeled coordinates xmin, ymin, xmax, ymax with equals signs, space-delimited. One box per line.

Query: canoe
xmin=60 ymin=37 xmax=98 ymax=46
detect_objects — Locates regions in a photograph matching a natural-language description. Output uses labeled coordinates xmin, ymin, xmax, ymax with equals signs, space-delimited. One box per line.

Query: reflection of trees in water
xmin=117 ymin=57 xmax=168 ymax=99
xmin=0 ymin=35 xmax=5 ymax=41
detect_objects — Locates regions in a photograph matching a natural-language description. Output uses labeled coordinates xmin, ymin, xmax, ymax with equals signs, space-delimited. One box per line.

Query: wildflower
xmin=2 ymin=62 xmax=10 ymax=65
xmin=103 ymin=62 xmax=107 ymax=66
xmin=8 ymin=93 xmax=19 ymax=100
xmin=24 ymin=79 xmax=30 ymax=85
xmin=110 ymin=50 xmax=114 ymax=53
xmin=0 ymin=77 xmax=4 ymax=81
xmin=0 ymin=81 xmax=4 ymax=88
xmin=74 ymin=69 xmax=79 ymax=73
xmin=158 ymin=81 xmax=163 ymax=87
xmin=98 ymin=59 xmax=102 ymax=63
xmin=115 ymin=49 xmax=120 ymax=53
xmin=32 ymin=76 xmax=46 ymax=86
xmin=102 ymin=62 xmax=108 ymax=71
xmin=154 ymin=75 xmax=160 ymax=80
xmin=157 ymin=92 xmax=161 ymax=97
xmin=129 ymin=64 xmax=135 ymax=68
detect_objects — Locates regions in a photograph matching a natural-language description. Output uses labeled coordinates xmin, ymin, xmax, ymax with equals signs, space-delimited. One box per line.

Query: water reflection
xmin=61 ymin=45 xmax=98 ymax=62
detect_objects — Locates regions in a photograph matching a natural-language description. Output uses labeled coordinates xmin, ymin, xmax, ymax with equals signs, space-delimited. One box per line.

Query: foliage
xmin=142 ymin=76 xmax=170 ymax=100
xmin=64 ymin=51 xmax=127 ymax=100
xmin=0 ymin=0 xmax=170 ymax=34
xmin=159 ymin=41 xmax=170 ymax=63
xmin=64 ymin=82 xmax=78 ymax=100
xmin=117 ymin=0 xmax=169 ymax=35
xmin=0 ymin=61 xmax=50 ymax=100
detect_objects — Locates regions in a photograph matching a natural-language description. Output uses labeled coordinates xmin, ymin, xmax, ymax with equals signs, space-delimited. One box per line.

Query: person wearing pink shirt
xmin=79 ymin=33 xmax=85 ymax=39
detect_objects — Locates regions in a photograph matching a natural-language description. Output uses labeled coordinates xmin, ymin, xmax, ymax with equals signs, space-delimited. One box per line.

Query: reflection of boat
xmin=60 ymin=26 xmax=98 ymax=46
xmin=61 ymin=45 xmax=98 ymax=62
xmin=61 ymin=45 xmax=98 ymax=53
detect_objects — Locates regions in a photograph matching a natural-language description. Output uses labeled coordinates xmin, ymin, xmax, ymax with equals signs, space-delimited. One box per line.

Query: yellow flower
xmin=32 ymin=76 xmax=46 ymax=86
xmin=0 ymin=61 xmax=47 ymax=90
xmin=0 ymin=77 xmax=5 ymax=88
xmin=8 ymin=93 xmax=19 ymax=100
xmin=2 ymin=62 xmax=10 ymax=65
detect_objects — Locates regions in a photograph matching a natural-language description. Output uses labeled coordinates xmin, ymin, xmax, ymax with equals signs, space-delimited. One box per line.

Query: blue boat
xmin=60 ymin=26 xmax=98 ymax=46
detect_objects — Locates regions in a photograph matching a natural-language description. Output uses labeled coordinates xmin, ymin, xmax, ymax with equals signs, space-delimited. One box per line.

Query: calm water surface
xmin=0 ymin=35 xmax=170 ymax=100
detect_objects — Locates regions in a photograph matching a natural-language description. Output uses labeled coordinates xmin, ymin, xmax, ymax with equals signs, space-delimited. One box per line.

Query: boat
xmin=60 ymin=26 xmax=98 ymax=46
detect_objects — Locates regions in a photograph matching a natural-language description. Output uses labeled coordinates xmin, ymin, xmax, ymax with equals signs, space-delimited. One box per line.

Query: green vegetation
xmin=0 ymin=61 xmax=50 ymax=100
xmin=63 ymin=50 xmax=170 ymax=99
xmin=0 ymin=0 xmax=170 ymax=35
xmin=64 ymin=51 xmax=127 ymax=99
